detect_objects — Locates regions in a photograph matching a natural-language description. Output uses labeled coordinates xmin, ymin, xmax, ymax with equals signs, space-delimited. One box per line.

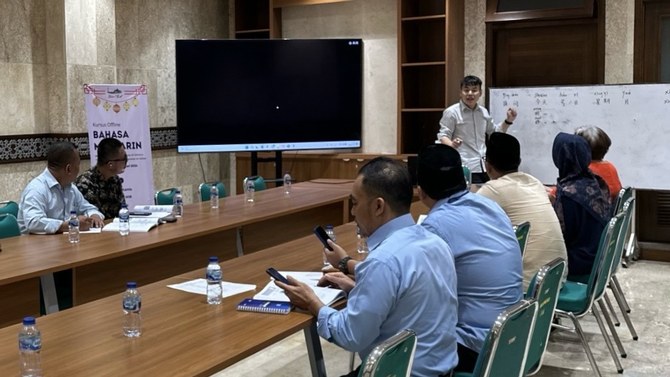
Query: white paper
xmin=280 ymin=271 xmax=324 ymax=285
xmin=254 ymin=270 xmax=345 ymax=306
xmin=167 ymin=279 xmax=256 ymax=298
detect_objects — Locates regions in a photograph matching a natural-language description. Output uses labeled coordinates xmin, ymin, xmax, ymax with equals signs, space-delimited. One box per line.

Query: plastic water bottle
xmin=68 ymin=210 xmax=79 ymax=244
xmin=324 ymin=225 xmax=336 ymax=266
xmin=356 ymin=226 xmax=369 ymax=254
xmin=463 ymin=165 xmax=472 ymax=191
xmin=283 ymin=173 xmax=292 ymax=195
xmin=18 ymin=316 xmax=42 ymax=377
xmin=245 ymin=179 xmax=255 ymax=203
xmin=210 ymin=184 xmax=219 ymax=209
xmin=122 ymin=282 xmax=142 ymax=337
xmin=119 ymin=203 xmax=130 ymax=236
xmin=173 ymin=190 xmax=184 ymax=217
xmin=206 ymin=256 xmax=222 ymax=305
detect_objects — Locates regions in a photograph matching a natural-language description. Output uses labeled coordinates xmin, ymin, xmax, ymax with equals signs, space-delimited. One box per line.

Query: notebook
xmin=237 ymin=298 xmax=293 ymax=315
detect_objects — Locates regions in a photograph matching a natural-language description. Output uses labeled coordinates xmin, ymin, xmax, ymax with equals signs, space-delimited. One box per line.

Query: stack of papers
xmin=254 ymin=271 xmax=346 ymax=306
xmin=102 ymin=205 xmax=173 ymax=233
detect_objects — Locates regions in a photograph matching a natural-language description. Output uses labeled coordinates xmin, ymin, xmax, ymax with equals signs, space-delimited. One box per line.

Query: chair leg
xmin=629 ymin=233 xmax=640 ymax=261
xmin=604 ymin=293 xmax=620 ymax=326
xmin=592 ymin=305 xmax=624 ymax=373
xmin=40 ymin=274 xmax=60 ymax=314
xmin=610 ymin=279 xmax=639 ymax=341
xmin=598 ymin=298 xmax=626 ymax=358
xmin=611 ymin=275 xmax=631 ymax=314
xmin=558 ymin=312 xmax=603 ymax=377
xmin=349 ymin=352 xmax=356 ymax=371
xmin=236 ymin=227 xmax=244 ymax=257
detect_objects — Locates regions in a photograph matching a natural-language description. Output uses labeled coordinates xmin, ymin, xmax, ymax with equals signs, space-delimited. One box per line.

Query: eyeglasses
xmin=108 ymin=156 xmax=128 ymax=165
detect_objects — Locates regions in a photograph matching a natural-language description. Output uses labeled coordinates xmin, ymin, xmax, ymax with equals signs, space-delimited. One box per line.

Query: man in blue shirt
xmin=18 ymin=141 xmax=104 ymax=234
xmin=417 ymin=144 xmax=522 ymax=373
xmin=276 ymin=157 xmax=458 ymax=377
xmin=17 ymin=141 xmax=104 ymax=313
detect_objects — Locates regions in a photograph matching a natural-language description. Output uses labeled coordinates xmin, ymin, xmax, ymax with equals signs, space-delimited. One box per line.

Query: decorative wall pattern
xmin=0 ymin=128 xmax=176 ymax=164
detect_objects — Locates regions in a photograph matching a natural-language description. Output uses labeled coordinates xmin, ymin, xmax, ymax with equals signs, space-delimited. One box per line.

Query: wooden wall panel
xmin=492 ymin=22 xmax=600 ymax=86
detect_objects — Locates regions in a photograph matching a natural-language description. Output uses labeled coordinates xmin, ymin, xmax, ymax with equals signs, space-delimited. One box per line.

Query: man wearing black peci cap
xmin=478 ymin=133 xmax=568 ymax=290
xmin=417 ymin=143 xmax=522 ymax=373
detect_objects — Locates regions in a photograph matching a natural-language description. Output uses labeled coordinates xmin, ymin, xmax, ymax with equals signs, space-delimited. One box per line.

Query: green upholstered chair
xmin=454 ymin=299 xmax=538 ymax=377
xmin=553 ymin=212 xmax=626 ymax=376
xmin=155 ymin=188 xmax=178 ymax=205
xmin=0 ymin=200 xmax=19 ymax=218
xmin=199 ymin=182 xmax=227 ymax=201
xmin=0 ymin=213 xmax=21 ymax=239
xmin=513 ymin=221 xmax=531 ymax=255
xmin=358 ymin=329 xmax=417 ymax=377
xmin=243 ymin=176 xmax=267 ymax=191
xmin=605 ymin=198 xmax=638 ymax=341
xmin=523 ymin=258 xmax=566 ymax=375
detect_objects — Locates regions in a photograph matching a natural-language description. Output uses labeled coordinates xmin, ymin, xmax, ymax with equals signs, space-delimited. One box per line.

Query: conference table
xmin=0 ymin=180 xmax=353 ymax=327
xmin=0 ymin=222 xmax=361 ymax=376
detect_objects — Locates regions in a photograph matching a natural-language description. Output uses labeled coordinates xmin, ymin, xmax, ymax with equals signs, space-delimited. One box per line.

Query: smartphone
xmin=266 ymin=267 xmax=289 ymax=284
xmin=313 ymin=225 xmax=333 ymax=251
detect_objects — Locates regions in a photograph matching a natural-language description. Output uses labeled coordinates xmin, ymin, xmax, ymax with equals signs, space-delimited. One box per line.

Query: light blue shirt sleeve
xmin=317 ymin=260 xmax=398 ymax=353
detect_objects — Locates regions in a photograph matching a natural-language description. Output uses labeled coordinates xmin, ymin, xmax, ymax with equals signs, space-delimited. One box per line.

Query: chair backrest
xmin=612 ymin=186 xmax=632 ymax=215
xmin=0 ymin=213 xmax=21 ymax=239
xmin=0 ymin=200 xmax=19 ymax=218
xmin=155 ymin=188 xmax=178 ymax=205
xmin=199 ymin=182 xmax=227 ymax=201
xmin=513 ymin=221 xmax=531 ymax=255
xmin=470 ymin=299 xmax=538 ymax=377
xmin=243 ymin=176 xmax=267 ymax=191
xmin=358 ymin=329 xmax=417 ymax=377
xmin=523 ymin=258 xmax=566 ymax=375
xmin=588 ymin=212 xmax=626 ymax=303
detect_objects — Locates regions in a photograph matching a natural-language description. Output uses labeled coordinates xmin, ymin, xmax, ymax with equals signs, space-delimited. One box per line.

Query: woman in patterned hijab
xmin=552 ymin=132 xmax=611 ymax=277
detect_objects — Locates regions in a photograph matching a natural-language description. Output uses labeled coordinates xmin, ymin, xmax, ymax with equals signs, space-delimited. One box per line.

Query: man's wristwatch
xmin=338 ymin=256 xmax=353 ymax=274
xmin=504 ymin=119 xmax=513 ymax=125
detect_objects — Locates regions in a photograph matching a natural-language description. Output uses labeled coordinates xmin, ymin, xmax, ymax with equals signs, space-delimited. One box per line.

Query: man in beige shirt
xmin=478 ymin=133 xmax=568 ymax=289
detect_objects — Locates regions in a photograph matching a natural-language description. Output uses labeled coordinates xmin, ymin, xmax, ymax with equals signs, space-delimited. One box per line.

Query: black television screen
xmin=175 ymin=39 xmax=363 ymax=153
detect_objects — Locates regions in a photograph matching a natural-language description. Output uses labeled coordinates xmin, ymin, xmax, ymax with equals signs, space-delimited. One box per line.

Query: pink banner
xmin=83 ymin=84 xmax=154 ymax=208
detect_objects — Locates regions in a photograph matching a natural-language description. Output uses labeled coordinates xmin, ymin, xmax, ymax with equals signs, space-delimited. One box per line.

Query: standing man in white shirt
xmin=437 ymin=75 xmax=517 ymax=184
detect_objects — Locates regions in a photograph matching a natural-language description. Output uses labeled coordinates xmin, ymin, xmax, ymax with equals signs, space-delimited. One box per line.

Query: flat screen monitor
xmin=175 ymin=39 xmax=363 ymax=153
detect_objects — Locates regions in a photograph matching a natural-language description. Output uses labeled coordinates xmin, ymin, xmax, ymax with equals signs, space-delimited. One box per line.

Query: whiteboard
xmin=489 ymin=84 xmax=670 ymax=190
